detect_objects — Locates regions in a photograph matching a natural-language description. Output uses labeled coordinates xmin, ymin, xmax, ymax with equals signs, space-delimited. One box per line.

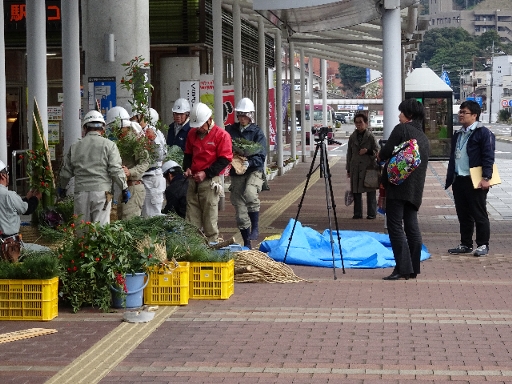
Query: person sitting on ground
xmin=0 ymin=160 xmax=42 ymax=262
xmin=161 ymin=160 xmax=188 ymax=218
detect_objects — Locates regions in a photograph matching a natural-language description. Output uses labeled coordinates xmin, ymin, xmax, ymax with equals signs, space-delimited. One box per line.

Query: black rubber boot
xmin=248 ymin=211 xmax=259 ymax=240
xmin=240 ymin=227 xmax=252 ymax=248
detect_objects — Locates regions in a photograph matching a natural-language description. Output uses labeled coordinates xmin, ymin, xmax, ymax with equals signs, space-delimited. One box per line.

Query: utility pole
xmin=488 ymin=41 xmax=494 ymax=124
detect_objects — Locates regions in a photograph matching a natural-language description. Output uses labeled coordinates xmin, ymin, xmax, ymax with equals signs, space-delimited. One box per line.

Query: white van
xmin=369 ymin=115 xmax=384 ymax=129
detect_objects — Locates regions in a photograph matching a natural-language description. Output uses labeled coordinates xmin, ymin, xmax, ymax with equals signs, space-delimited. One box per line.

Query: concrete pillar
xmin=289 ymin=42 xmax=296 ymax=160
xmin=275 ymin=28 xmax=283 ymax=172
xmin=26 ymin=0 xmax=48 ymax=145
xmin=308 ymin=54 xmax=314 ymax=154
xmin=233 ymin=0 xmax=242 ymax=102
xmin=257 ymin=17 xmax=267 ymax=154
xmin=321 ymin=59 xmax=327 ymax=126
xmin=299 ymin=48 xmax=306 ymax=161
xmin=160 ymin=57 xmax=200 ymax=126
xmin=61 ymin=0 xmax=82 ymax=153
xmin=382 ymin=7 xmax=402 ymax=139
xmin=0 ymin=1 xmax=6 ymax=165
xmin=81 ymin=0 xmax=150 ymax=112
xmin=212 ymin=0 xmax=223 ymax=127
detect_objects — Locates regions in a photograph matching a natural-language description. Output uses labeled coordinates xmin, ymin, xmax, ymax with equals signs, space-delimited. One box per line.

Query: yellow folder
xmin=469 ymin=164 xmax=501 ymax=189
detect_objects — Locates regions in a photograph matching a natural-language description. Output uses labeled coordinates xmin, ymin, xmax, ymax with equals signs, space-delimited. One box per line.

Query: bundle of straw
xmin=234 ymin=250 xmax=307 ymax=283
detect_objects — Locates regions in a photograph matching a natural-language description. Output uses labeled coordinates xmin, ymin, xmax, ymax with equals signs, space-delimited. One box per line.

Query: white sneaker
xmin=473 ymin=245 xmax=488 ymax=257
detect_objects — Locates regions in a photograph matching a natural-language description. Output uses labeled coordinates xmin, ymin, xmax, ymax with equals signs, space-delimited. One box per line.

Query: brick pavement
xmin=1 ymin=154 xmax=512 ymax=383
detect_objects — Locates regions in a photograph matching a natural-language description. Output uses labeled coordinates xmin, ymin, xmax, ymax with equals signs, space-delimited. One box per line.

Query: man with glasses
xmin=445 ymin=100 xmax=495 ymax=257
xmin=0 ymin=160 xmax=42 ymax=262
xmin=167 ymin=98 xmax=191 ymax=151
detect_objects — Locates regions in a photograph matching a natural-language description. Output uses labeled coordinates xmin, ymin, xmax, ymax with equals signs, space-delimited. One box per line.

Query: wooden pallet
xmin=0 ymin=328 xmax=57 ymax=344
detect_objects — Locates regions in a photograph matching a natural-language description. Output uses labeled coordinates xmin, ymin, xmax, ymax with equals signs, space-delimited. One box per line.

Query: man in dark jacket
xmin=161 ymin=160 xmax=188 ymax=218
xmin=166 ymin=98 xmax=191 ymax=151
xmin=226 ymin=98 xmax=267 ymax=248
xmin=445 ymin=100 xmax=495 ymax=257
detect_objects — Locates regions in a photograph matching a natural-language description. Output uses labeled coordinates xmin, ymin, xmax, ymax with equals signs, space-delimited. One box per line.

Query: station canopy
xmin=222 ymin=0 xmax=426 ymax=72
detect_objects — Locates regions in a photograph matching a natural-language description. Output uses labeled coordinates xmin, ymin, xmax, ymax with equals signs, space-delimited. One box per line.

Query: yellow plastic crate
xmin=189 ymin=259 xmax=234 ymax=299
xmin=0 ymin=277 xmax=59 ymax=321
xmin=144 ymin=263 xmax=189 ymax=305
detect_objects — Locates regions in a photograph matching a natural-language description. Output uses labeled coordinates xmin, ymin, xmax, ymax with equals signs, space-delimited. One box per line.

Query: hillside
xmin=474 ymin=0 xmax=512 ymax=10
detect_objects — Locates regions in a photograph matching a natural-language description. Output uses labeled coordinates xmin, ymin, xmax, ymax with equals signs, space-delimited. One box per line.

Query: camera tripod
xmin=283 ymin=130 xmax=345 ymax=280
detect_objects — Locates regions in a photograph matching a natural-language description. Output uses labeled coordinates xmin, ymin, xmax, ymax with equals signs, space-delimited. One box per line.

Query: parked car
xmin=335 ymin=112 xmax=348 ymax=124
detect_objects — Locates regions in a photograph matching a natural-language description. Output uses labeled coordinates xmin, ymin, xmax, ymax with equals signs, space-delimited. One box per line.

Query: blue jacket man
xmin=445 ymin=100 xmax=495 ymax=257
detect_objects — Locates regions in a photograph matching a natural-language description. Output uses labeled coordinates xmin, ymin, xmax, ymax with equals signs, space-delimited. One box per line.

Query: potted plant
xmin=57 ymin=219 xmax=162 ymax=312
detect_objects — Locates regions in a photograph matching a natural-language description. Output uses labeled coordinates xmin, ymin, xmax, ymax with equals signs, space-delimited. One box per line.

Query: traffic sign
xmin=502 ymin=99 xmax=509 ymax=107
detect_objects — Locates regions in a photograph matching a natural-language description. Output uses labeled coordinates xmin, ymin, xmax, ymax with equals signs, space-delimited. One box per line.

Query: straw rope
xmin=234 ymin=250 xmax=307 ymax=283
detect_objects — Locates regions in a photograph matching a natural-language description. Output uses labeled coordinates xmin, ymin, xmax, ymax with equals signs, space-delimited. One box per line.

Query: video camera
xmin=312 ymin=126 xmax=330 ymax=138
xmin=312 ymin=126 xmax=342 ymax=145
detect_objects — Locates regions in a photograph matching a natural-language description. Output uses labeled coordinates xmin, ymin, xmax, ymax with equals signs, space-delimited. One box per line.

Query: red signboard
xmin=268 ymin=88 xmax=276 ymax=147
xmin=7 ymin=3 xmax=61 ymax=23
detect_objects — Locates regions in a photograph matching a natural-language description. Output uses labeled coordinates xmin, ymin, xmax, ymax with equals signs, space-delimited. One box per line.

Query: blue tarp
xmin=259 ymin=219 xmax=430 ymax=269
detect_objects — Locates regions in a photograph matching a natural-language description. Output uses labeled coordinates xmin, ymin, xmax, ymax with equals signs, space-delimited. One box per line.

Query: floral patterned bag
xmin=386 ymin=139 xmax=421 ymax=185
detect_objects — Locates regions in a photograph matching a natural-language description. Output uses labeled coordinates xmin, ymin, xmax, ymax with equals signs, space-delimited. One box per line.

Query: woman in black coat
xmin=377 ymin=99 xmax=430 ymax=280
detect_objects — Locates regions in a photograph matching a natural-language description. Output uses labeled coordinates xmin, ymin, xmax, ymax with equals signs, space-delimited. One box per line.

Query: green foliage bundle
xmin=165 ymin=145 xmax=184 ymax=166
xmin=0 ymin=251 xmax=59 ymax=280
xmin=120 ymin=56 xmax=153 ymax=124
xmin=119 ymin=214 xmax=232 ymax=263
xmin=232 ymin=138 xmax=263 ymax=157
xmin=107 ymin=119 xmax=157 ymax=164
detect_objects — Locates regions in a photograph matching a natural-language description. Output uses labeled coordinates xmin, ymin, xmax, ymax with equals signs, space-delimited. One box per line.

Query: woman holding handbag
xmin=346 ymin=113 xmax=380 ymax=219
xmin=377 ymin=99 xmax=430 ymax=281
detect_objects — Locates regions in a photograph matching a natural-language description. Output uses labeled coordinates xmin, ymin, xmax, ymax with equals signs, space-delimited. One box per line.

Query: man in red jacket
xmin=183 ymin=103 xmax=233 ymax=243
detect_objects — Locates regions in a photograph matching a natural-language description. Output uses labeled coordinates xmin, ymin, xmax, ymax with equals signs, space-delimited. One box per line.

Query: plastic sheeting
xmin=259 ymin=219 xmax=430 ymax=269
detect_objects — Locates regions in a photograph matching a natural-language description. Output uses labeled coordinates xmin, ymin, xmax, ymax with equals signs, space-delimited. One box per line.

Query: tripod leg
xmin=318 ymin=141 xmax=338 ymax=280
xmin=323 ymin=146 xmax=346 ymax=275
xmin=284 ymin=143 xmax=321 ymax=263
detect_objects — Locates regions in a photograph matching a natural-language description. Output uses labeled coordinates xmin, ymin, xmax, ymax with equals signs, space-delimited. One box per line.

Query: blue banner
xmin=440 ymin=70 xmax=451 ymax=87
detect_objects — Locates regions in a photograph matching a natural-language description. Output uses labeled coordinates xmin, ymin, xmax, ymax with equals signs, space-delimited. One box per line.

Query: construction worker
xmin=183 ymin=102 xmax=233 ymax=242
xmin=117 ymin=121 xmax=150 ymax=220
xmin=130 ymin=107 xmax=167 ymax=218
xmin=59 ymin=110 xmax=130 ymax=226
xmin=161 ymin=160 xmax=188 ymax=218
xmin=0 ymin=160 xmax=42 ymax=262
xmin=166 ymin=98 xmax=191 ymax=151
xmin=226 ymin=98 xmax=267 ymax=248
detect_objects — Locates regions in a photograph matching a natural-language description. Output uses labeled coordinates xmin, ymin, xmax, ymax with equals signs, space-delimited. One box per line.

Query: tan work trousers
xmin=186 ymin=176 xmax=220 ymax=243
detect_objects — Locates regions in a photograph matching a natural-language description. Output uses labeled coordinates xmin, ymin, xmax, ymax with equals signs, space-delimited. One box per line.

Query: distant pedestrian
xmin=378 ymin=99 xmax=430 ymax=280
xmin=183 ymin=103 xmax=233 ymax=242
xmin=445 ymin=100 xmax=495 ymax=257
xmin=346 ymin=113 xmax=379 ymax=220
xmin=167 ymin=98 xmax=191 ymax=151
xmin=226 ymin=97 xmax=266 ymax=248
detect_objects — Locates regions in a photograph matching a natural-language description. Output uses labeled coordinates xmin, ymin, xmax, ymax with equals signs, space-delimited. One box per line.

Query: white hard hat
xmin=162 ymin=160 xmax=181 ymax=175
xmin=149 ymin=108 xmax=159 ymax=126
xmin=129 ymin=121 xmax=142 ymax=136
xmin=106 ymin=106 xmax=130 ymax=125
xmin=189 ymin=103 xmax=212 ymax=128
xmin=82 ymin=110 xmax=105 ymax=129
xmin=172 ymin=98 xmax=191 ymax=113
xmin=235 ymin=98 xmax=255 ymax=113
xmin=0 ymin=160 xmax=6 ymax=172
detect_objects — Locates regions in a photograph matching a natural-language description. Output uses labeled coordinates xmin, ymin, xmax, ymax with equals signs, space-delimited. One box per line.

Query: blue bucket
xmin=111 ymin=272 xmax=148 ymax=309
